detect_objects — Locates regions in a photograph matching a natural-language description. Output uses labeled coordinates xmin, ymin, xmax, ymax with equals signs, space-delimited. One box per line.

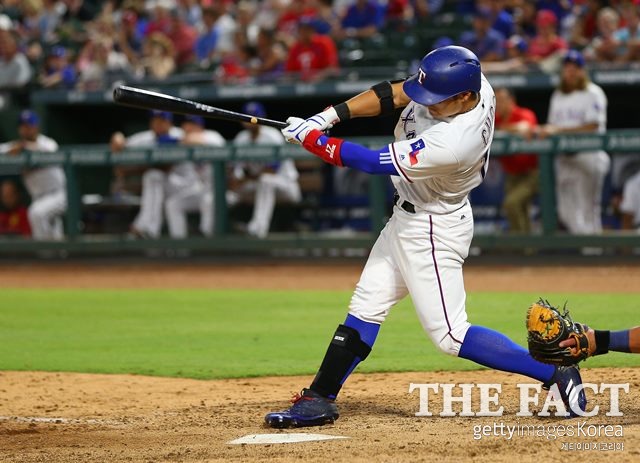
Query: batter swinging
xmin=266 ymin=46 xmax=587 ymax=428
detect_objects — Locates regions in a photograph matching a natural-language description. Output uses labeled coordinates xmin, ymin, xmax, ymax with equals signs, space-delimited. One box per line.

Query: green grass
xmin=0 ymin=290 xmax=638 ymax=379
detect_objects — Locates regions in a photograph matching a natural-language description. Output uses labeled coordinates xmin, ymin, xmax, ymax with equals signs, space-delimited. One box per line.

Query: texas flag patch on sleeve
xmin=408 ymin=139 xmax=425 ymax=166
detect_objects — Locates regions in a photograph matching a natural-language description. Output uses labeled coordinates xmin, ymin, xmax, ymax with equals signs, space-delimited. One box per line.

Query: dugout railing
xmin=1 ymin=130 xmax=640 ymax=254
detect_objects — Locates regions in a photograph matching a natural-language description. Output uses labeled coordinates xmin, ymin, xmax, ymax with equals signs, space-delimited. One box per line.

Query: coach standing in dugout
xmin=0 ymin=110 xmax=66 ymax=240
xmin=494 ymin=88 xmax=539 ymax=234
xmin=537 ymin=49 xmax=610 ymax=235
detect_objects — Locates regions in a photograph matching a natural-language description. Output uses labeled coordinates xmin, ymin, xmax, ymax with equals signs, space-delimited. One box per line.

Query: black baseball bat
xmin=112 ymin=85 xmax=288 ymax=129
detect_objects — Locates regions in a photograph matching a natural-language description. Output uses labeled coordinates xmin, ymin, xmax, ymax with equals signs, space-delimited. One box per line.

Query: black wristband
xmin=371 ymin=80 xmax=395 ymax=115
xmin=594 ymin=330 xmax=610 ymax=356
xmin=334 ymin=102 xmax=351 ymax=121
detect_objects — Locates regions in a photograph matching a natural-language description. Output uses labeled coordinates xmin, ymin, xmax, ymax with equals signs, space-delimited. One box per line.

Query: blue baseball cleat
xmin=543 ymin=365 xmax=587 ymax=417
xmin=265 ymin=388 xmax=339 ymax=428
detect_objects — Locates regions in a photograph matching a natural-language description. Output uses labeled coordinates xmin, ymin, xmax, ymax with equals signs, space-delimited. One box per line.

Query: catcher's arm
xmin=561 ymin=326 xmax=640 ymax=354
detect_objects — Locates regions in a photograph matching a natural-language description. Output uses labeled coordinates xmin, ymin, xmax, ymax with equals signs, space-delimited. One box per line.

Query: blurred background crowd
xmin=0 ymin=0 xmax=639 ymax=91
xmin=0 ymin=0 xmax=639 ymax=246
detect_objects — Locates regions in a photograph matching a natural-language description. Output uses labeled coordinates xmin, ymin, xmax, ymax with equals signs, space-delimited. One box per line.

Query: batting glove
xmin=281 ymin=117 xmax=315 ymax=145
xmin=305 ymin=107 xmax=340 ymax=131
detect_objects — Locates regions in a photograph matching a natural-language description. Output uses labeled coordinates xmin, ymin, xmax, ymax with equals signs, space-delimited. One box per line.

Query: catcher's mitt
xmin=526 ymin=299 xmax=591 ymax=366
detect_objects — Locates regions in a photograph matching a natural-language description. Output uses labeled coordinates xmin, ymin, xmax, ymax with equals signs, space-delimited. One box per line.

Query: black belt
xmin=393 ymin=192 xmax=415 ymax=214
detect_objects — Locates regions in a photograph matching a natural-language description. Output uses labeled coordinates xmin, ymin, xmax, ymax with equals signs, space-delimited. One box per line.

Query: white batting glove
xmin=305 ymin=107 xmax=340 ymax=131
xmin=281 ymin=117 xmax=315 ymax=145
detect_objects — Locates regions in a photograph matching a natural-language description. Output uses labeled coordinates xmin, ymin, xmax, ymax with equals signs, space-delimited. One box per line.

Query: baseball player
xmin=166 ymin=115 xmax=225 ymax=238
xmin=619 ymin=171 xmax=640 ymax=230
xmin=561 ymin=326 xmax=640 ymax=355
xmin=265 ymin=45 xmax=587 ymax=428
xmin=232 ymin=102 xmax=301 ymax=239
xmin=110 ymin=110 xmax=198 ymax=239
xmin=537 ymin=50 xmax=610 ymax=235
xmin=0 ymin=110 xmax=66 ymax=240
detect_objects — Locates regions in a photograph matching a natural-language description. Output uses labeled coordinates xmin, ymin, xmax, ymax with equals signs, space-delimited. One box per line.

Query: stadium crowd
xmin=0 ymin=0 xmax=639 ymax=242
xmin=0 ymin=0 xmax=639 ymax=90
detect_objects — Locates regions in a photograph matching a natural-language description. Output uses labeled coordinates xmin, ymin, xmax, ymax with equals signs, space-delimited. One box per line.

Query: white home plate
xmin=228 ymin=433 xmax=349 ymax=445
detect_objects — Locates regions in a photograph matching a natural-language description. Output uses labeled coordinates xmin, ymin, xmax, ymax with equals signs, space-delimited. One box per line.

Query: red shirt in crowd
xmin=285 ymin=34 xmax=338 ymax=77
xmin=527 ymin=35 xmax=568 ymax=59
xmin=495 ymin=105 xmax=539 ymax=175
xmin=0 ymin=206 xmax=31 ymax=236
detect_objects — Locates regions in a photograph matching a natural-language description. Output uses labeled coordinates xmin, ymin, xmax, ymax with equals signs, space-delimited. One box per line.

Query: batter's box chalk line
xmin=0 ymin=416 xmax=123 ymax=426
xmin=227 ymin=433 xmax=350 ymax=445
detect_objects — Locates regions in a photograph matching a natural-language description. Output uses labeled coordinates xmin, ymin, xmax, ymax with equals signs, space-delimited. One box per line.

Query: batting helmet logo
xmin=418 ymin=69 xmax=426 ymax=85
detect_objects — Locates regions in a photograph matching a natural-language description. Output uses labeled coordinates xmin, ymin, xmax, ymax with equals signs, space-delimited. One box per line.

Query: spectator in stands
xmin=56 ymin=0 xmax=99 ymax=48
xmin=110 ymin=110 xmax=196 ymax=239
xmin=177 ymin=0 xmax=202 ymax=29
xmin=384 ymin=0 xmax=414 ymax=31
xmin=277 ymin=0 xmax=319 ymax=45
xmin=285 ymin=17 xmax=339 ymax=82
xmin=565 ymin=0 xmax=602 ymax=49
xmin=514 ymin=0 xmax=537 ymax=39
xmin=38 ymin=45 xmax=76 ymax=88
xmin=537 ymin=50 xmax=610 ymax=235
xmin=0 ymin=180 xmax=31 ymax=236
xmin=166 ymin=115 xmax=226 ymax=238
xmin=583 ymin=7 xmax=621 ymax=62
xmin=0 ymin=31 xmax=32 ymax=89
xmin=526 ymin=9 xmax=568 ymax=64
xmin=335 ymin=0 xmax=382 ymax=40
xmin=166 ymin=8 xmax=197 ymax=68
xmin=249 ymin=28 xmax=286 ymax=81
xmin=495 ymin=88 xmax=539 ymax=234
xmin=0 ymin=110 xmax=66 ymax=240
xmin=459 ymin=8 xmax=506 ymax=61
xmin=204 ymin=0 xmax=237 ymax=58
xmin=76 ymin=37 xmax=129 ymax=90
xmin=477 ymin=0 xmax=515 ymax=39
xmin=139 ymin=32 xmax=175 ymax=79
xmin=231 ymin=102 xmax=301 ymax=239
xmin=235 ymin=0 xmax=260 ymax=49
xmin=194 ymin=5 xmax=219 ymax=68
xmin=117 ymin=9 xmax=145 ymax=69
xmin=616 ymin=1 xmax=640 ymax=63
xmin=619 ymin=171 xmax=640 ymax=230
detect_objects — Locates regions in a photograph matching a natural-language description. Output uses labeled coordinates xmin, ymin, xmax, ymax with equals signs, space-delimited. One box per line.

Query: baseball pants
xmin=349 ymin=201 xmax=474 ymax=356
xmin=555 ymin=152 xmax=610 ymax=234
xmin=28 ymin=189 xmax=67 ymax=240
xmin=247 ymin=173 xmax=301 ymax=239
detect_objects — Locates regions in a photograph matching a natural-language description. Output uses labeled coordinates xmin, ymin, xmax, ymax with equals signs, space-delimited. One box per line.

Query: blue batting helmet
xmin=403 ymin=45 xmax=481 ymax=106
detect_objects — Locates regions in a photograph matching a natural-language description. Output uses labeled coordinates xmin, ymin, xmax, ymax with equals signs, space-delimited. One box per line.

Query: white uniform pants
xmin=133 ymin=168 xmax=205 ymax=238
xmin=247 ymin=173 xmax=301 ymax=239
xmin=349 ymin=202 xmax=474 ymax=356
xmin=28 ymin=189 xmax=67 ymax=240
xmin=555 ymin=152 xmax=610 ymax=234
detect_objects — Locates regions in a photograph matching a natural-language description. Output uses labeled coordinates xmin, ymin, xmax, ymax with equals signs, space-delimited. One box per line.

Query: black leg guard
xmin=310 ymin=324 xmax=372 ymax=399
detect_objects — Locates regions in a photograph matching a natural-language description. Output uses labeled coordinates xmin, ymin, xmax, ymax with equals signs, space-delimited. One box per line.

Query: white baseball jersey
xmin=0 ymin=134 xmax=65 ymax=199
xmin=389 ymin=74 xmax=495 ymax=214
xmin=125 ymin=127 xmax=197 ymax=179
xmin=547 ymin=82 xmax=607 ymax=151
xmin=234 ymin=126 xmax=298 ymax=181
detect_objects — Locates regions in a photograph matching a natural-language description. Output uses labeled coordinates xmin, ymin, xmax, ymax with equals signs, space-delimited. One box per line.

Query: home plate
xmin=228 ymin=433 xmax=349 ymax=445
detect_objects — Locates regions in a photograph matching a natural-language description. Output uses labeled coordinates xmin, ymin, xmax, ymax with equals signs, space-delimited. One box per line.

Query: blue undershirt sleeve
xmin=319 ymin=134 xmax=398 ymax=175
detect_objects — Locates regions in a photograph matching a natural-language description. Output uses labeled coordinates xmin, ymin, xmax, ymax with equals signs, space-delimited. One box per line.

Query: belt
xmin=393 ymin=192 xmax=415 ymax=214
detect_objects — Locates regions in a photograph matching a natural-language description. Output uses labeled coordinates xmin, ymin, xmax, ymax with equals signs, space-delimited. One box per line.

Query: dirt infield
xmin=1 ymin=263 xmax=639 ymax=463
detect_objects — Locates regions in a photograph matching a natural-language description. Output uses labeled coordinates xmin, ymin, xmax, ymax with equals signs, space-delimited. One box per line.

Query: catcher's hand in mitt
xmin=526 ymin=299 xmax=593 ymax=365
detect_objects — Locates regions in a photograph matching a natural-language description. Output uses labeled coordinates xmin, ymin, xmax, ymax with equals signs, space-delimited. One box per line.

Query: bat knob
xmin=250 ymin=117 xmax=258 ymax=124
